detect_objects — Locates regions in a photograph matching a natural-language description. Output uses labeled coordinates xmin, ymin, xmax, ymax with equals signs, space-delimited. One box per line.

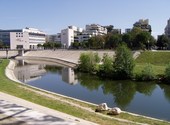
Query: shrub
xmin=98 ymin=53 xmax=113 ymax=78
xmin=78 ymin=52 xmax=100 ymax=73
xmin=136 ymin=63 xmax=155 ymax=81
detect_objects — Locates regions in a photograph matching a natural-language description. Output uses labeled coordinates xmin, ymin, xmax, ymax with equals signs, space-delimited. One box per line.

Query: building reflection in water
xmin=14 ymin=60 xmax=46 ymax=83
xmin=14 ymin=60 xmax=78 ymax=85
xmin=62 ymin=67 xmax=78 ymax=85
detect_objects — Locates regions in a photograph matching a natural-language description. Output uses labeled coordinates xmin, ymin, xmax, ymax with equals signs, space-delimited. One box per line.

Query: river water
xmin=13 ymin=59 xmax=170 ymax=121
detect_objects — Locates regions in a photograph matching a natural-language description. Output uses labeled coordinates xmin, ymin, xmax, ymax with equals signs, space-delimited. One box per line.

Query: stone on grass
xmin=108 ymin=107 xmax=122 ymax=115
xmin=95 ymin=103 xmax=108 ymax=112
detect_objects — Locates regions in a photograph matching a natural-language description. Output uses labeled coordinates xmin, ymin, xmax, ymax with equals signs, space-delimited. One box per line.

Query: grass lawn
xmin=0 ymin=59 xmax=170 ymax=125
xmin=134 ymin=51 xmax=170 ymax=75
xmin=135 ymin=51 xmax=170 ymax=66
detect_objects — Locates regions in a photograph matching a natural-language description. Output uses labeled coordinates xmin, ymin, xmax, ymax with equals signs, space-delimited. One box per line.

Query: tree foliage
xmin=98 ymin=53 xmax=113 ymax=78
xmin=157 ymin=35 xmax=170 ymax=50
xmin=78 ymin=52 xmax=100 ymax=73
xmin=136 ymin=64 xmax=156 ymax=81
xmin=113 ymin=44 xmax=135 ymax=79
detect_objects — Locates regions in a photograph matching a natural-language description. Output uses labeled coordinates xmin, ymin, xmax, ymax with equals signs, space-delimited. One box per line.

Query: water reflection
xmin=14 ymin=60 xmax=46 ymax=82
xmin=62 ymin=68 xmax=78 ymax=85
xmin=160 ymin=84 xmax=170 ymax=102
xmin=14 ymin=60 xmax=78 ymax=85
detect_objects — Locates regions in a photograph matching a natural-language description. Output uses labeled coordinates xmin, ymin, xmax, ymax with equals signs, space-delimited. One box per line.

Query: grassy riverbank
xmin=0 ymin=59 xmax=170 ymax=125
xmin=134 ymin=51 xmax=170 ymax=75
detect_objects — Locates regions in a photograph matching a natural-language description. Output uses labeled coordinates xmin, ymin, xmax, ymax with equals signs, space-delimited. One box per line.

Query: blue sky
xmin=0 ymin=0 xmax=170 ymax=38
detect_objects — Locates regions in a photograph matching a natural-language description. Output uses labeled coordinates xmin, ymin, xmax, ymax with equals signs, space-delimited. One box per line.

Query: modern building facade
xmin=165 ymin=18 xmax=170 ymax=38
xmin=0 ymin=27 xmax=46 ymax=49
xmin=60 ymin=26 xmax=83 ymax=48
xmin=133 ymin=19 xmax=152 ymax=33
xmin=59 ymin=24 xmax=107 ymax=48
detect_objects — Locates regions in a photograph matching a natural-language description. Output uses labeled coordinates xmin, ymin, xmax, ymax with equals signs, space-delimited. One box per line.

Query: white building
xmin=0 ymin=27 xmax=46 ymax=49
xmin=59 ymin=24 xmax=107 ymax=48
xmin=133 ymin=19 xmax=152 ymax=33
xmin=165 ymin=18 xmax=170 ymax=38
xmin=85 ymin=24 xmax=107 ymax=35
xmin=60 ymin=26 xmax=83 ymax=48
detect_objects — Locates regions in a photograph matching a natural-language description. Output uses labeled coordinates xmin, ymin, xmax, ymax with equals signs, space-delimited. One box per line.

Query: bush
xmin=98 ymin=53 xmax=113 ymax=78
xmin=78 ymin=52 xmax=100 ymax=73
xmin=135 ymin=63 xmax=155 ymax=81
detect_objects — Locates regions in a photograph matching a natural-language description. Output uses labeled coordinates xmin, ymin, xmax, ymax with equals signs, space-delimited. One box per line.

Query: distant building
xmin=58 ymin=24 xmax=107 ymax=48
xmin=60 ymin=26 xmax=83 ymax=48
xmin=112 ymin=29 xmax=121 ymax=34
xmin=0 ymin=27 xmax=46 ymax=49
xmin=165 ymin=18 xmax=170 ymax=38
xmin=133 ymin=19 xmax=152 ymax=33
xmin=85 ymin=24 xmax=107 ymax=35
xmin=125 ymin=28 xmax=132 ymax=33
xmin=46 ymin=34 xmax=57 ymax=43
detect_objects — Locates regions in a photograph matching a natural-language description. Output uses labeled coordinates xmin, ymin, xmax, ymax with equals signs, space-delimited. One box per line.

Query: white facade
xmin=0 ymin=27 xmax=46 ymax=49
xmin=23 ymin=27 xmax=46 ymax=49
xmin=10 ymin=32 xmax=29 ymax=49
xmin=60 ymin=24 xmax=107 ymax=48
xmin=85 ymin=24 xmax=107 ymax=35
xmin=61 ymin=26 xmax=83 ymax=48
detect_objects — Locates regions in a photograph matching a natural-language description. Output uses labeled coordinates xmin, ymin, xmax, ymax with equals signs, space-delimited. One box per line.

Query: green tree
xmin=157 ymin=35 xmax=170 ymax=50
xmin=113 ymin=44 xmax=135 ymax=79
xmin=88 ymin=35 xmax=105 ymax=49
xmin=122 ymin=33 xmax=133 ymax=48
xmin=0 ymin=40 xmax=4 ymax=48
xmin=105 ymin=33 xmax=122 ymax=49
xmin=98 ymin=53 xmax=113 ymax=78
xmin=134 ymin=31 xmax=150 ymax=50
xmin=71 ymin=41 xmax=80 ymax=49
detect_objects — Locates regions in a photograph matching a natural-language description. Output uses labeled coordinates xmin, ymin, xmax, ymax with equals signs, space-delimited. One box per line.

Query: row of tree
xmin=72 ymin=27 xmax=170 ymax=50
xmin=38 ymin=42 xmax=62 ymax=49
xmin=78 ymin=44 xmax=170 ymax=82
xmin=78 ymin=44 xmax=135 ymax=79
xmin=0 ymin=40 xmax=9 ymax=49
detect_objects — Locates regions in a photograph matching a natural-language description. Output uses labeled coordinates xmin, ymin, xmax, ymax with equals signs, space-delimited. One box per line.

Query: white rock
xmin=109 ymin=107 xmax=122 ymax=115
xmin=96 ymin=103 xmax=108 ymax=112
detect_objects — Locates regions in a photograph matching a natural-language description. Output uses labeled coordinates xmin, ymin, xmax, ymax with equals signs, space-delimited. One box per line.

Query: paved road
xmin=0 ymin=92 xmax=98 ymax=125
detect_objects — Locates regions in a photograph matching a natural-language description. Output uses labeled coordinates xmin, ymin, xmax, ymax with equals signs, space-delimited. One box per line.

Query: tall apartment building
xmin=133 ymin=19 xmax=152 ymax=33
xmin=165 ymin=18 xmax=170 ymax=38
xmin=0 ymin=27 xmax=46 ymax=49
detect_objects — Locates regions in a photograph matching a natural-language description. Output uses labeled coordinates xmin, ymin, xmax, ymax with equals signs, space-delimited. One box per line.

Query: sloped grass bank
xmin=135 ymin=51 xmax=170 ymax=66
xmin=134 ymin=51 xmax=170 ymax=76
xmin=0 ymin=59 xmax=170 ymax=125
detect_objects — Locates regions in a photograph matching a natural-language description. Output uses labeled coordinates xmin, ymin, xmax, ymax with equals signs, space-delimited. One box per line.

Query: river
xmin=13 ymin=59 xmax=170 ymax=121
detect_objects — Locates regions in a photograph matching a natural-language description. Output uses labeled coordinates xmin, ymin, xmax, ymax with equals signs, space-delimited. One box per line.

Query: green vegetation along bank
xmin=78 ymin=45 xmax=170 ymax=83
xmin=1 ymin=59 xmax=170 ymax=125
